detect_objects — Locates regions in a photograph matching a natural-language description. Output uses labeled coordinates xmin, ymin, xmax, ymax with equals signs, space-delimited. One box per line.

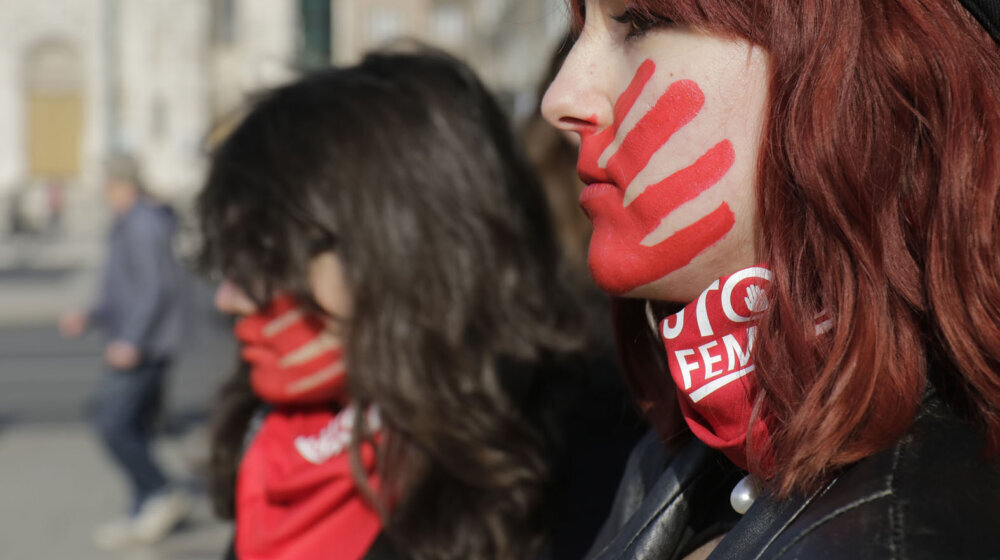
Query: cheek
xmin=577 ymin=61 xmax=739 ymax=295
xmin=576 ymin=41 xmax=769 ymax=297
xmin=308 ymin=253 xmax=353 ymax=319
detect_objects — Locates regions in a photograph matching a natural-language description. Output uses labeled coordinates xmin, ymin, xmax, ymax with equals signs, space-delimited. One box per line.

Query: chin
xmin=620 ymin=276 xmax=698 ymax=304
xmin=586 ymin=257 xmax=691 ymax=302
xmin=588 ymin=253 xmax=750 ymax=305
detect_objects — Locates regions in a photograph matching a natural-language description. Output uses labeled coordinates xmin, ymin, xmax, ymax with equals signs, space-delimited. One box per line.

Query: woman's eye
xmin=611 ymin=8 xmax=672 ymax=40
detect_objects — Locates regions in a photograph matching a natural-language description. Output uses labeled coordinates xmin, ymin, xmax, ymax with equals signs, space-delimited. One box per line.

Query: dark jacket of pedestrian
xmin=89 ymin=198 xmax=183 ymax=359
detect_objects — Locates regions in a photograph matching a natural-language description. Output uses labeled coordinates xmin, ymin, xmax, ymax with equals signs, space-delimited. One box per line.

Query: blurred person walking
xmin=59 ymin=153 xmax=188 ymax=549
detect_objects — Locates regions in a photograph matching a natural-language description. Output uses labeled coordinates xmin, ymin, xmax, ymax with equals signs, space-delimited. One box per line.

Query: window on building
xmin=151 ymin=96 xmax=168 ymax=141
xmin=25 ymin=40 xmax=84 ymax=181
xmin=299 ymin=0 xmax=332 ymax=69
xmin=368 ymin=7 xmax=404 ymax=45
xmin=211 ymin=0 xmax=238 ymax=45
xmin=473 ymin=0 xmax=505 ymax=28
xmin=431 ymin=3 xmax=466 ymax=45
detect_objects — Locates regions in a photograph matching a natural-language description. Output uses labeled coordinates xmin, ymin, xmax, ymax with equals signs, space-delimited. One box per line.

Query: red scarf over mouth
xmin=658 ymin=266 xmax=773 ymax=470
xmin=234 ymin=296 xmax=381 ymax=560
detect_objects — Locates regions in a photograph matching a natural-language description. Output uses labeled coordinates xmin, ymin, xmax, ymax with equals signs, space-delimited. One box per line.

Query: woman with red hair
xmin=543 ymin=0 xmax=1000 ymax=557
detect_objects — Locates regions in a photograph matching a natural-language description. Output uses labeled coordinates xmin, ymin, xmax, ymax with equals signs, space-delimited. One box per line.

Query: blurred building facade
xmin=329 ymin=0 xmax=568 ymax=112
xmin=0 ymin=0 xmax=296 ymax=236
xmin=0 ymin=0 xmax=567 ymax=240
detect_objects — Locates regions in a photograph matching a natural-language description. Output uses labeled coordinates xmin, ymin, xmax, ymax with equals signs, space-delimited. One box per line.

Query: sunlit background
xmin=0 ymin=1 xmax=571 ymax=558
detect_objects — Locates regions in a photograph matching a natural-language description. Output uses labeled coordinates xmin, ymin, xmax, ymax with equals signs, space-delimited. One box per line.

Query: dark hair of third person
xmin=198 ymin=49 xmax=589 ymax=560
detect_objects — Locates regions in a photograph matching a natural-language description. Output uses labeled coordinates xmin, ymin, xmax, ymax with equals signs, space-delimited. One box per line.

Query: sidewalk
xmin=0 ymin=234 xmax=103 ymax=328
xmin=0 ymin=422 xmax=230 ymax=560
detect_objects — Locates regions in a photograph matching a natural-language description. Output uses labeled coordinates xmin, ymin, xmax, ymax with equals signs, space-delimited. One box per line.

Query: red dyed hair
xmin=590 ymin=0 xmax=1000 ymax=495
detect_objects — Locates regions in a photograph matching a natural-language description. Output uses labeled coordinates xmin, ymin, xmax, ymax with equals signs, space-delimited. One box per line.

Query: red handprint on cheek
xmin=578 ymin=59 xmax=737 ymax=295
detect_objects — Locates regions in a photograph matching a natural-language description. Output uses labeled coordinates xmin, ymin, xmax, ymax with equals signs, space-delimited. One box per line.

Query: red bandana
xmin=235 ymin=295 xmax=348 ymax=405
xmin=236 ymin=407 xmax=382 ymax=560
xmin=659 ymin=266 xmax=773 ymax=470
xmin=234 ymin=296 xmax=382 ymax=560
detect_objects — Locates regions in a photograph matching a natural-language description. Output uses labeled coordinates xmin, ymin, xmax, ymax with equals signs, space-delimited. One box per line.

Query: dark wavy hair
xmin=571 ymin=0 xmax=1000 ymax=495
xmin=198 ymin=48 xmax=588 ymax=559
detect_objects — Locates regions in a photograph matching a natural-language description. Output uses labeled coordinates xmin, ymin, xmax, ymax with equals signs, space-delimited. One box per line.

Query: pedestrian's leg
xmin=129 ymin=359 xmax=191 ymax=543
xmin=134 ymin=359 xmax=171 ymax=501
xmin=92 ymin=362 xmax=169 ymax=514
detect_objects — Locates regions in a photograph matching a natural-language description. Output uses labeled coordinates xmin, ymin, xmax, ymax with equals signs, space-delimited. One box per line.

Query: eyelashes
xmin=611 ymin=8 xmax=675 ymax=41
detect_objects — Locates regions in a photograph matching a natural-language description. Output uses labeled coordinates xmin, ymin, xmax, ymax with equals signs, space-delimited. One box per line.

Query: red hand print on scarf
xmin=578 ymin=59 xmax=737 ymax=295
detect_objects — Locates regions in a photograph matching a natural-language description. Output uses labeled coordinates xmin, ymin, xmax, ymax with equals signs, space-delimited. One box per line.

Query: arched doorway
xmin=19 ymin=39 xmax=84 ymax=232
xmin=25 ymin=39 xmax=84 ymax=180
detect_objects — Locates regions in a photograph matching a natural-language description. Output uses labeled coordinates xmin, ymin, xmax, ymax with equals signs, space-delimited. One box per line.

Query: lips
xmin=579 ymin=182 xmax=621 ymax=218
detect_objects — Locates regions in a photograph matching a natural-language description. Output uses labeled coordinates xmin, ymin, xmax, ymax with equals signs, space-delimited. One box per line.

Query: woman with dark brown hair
xmin=543 ymin=0 xmax=1000 ymax=557
xmin=200 ymin=48 xmax=641 ymax=560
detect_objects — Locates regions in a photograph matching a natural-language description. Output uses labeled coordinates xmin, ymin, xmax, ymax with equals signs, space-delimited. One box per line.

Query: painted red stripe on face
xmin=631 ymin=140 xmax=735 ymax=223
xmin=581 ymin=142 xmax=736 ymax=292
xmin=605 ymin=80 xmax=705 ymax=189
xmin=578 ymin=59 xmax=656 ymax=183
xmin=581 ymin=141 xmax=735 ymax=232
xmin=575 ymin=59 xmax=739 ymax=295
xmin=587 ymin=203 xmax=737 ymax=295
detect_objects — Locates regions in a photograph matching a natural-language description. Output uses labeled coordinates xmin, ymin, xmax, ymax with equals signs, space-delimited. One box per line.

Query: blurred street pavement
xmin=0 ymin=244 xmax=238 ymax=560
xmin=0 ymin=423 xmax=230 ymax=560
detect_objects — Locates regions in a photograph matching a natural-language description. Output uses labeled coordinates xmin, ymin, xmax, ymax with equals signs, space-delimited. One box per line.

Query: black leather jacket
xmin=588 ymin=394 xmax=1000 ymax=559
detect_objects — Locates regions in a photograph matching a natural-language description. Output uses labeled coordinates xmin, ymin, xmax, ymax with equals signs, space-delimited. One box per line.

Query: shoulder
xmin=717 ymin=396 xmax=1000 ymax=559
xmin=122 ymin=200 xmax=176 ymax=235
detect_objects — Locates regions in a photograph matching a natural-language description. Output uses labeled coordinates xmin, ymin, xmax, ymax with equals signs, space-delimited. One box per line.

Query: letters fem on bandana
xmin=658 ymin=266 xmax=773 ymax=470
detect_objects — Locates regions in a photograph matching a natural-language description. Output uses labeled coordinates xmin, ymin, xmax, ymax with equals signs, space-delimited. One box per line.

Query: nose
xmin=541 ymin=36 xmax=614 ymax=139
xmin=214 ymin=279 xmax=258 ymax=316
